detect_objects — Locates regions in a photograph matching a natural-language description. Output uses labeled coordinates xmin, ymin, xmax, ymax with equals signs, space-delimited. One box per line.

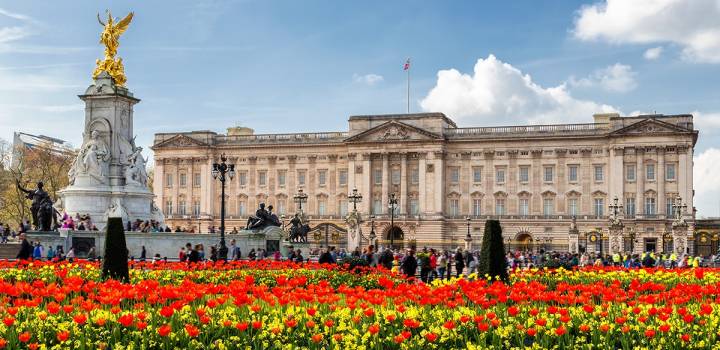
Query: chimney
xmin=592 ymin=113 xmax=619 ymax=124
xmin=227 ymin=126 xmax=254 ymax=136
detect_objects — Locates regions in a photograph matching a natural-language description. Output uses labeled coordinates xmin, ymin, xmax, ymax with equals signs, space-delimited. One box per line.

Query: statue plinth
xmin=60 ymin=72 xmax=160 ymax=230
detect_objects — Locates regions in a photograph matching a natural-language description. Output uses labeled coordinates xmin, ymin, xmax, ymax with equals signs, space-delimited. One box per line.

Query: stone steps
xmin=0 ymin=243 xmax=20 ymax=259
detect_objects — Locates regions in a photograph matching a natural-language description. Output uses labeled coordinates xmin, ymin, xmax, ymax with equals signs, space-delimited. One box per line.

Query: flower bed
xmin=0 ymin=261 xmax=719 ymax=349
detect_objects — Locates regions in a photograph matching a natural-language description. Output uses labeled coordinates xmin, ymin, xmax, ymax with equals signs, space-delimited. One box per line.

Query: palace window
xmin=626 ymin=197 xmax=636 ymax=217
xmin=179 ymin=200 xmax=186 ymax=216
xmin=318 ymin=170 xmax=327 ymax=186
xmin=544 ymin=166 xmax=554 ymax=182
xmin=297 ymin=170 xmax=306 ymax=186
xmin=373 ymin=169 xmax=382 ymax=185
xmin=338 ymin=170 xmax=348 ymax=186
xmin=568 ymin=165 xmax=578 ymax=182
xmin=496 ymin=168 xmax=505 ymax=184
xmin=519 ymin=198 xmax=529 ymax=216
xmin=165 ymin=199 xmax=173 ymax=216
xmin=179 ymin=173 xmax=187 ymax=187
xmin=258 ymin=171 xmax=267 ymax=186
xmin=495 ymin=199 xmax=506 ymax=216
xmin=193 ymin=200 xmax=200 ymax=217
xmin=277 ymin=170 xmax=286 ymax=186
xmin=594 ymin=198 xmax=604 ymax=217
xmin=318 ymin=198 xmax=327 ymax=216
xmin=239 ymin=172 xmax=247 ymax=186
xmin=193 ymin=173 xmax=201 ymax=187
xmin=392 ymin=169 xmax=401 ymax=185
xmin=372 ymin=199 xmax=382 ymax=215
xmin=472 ymin=199 xmax=481 ymax=216
xmin=666 ymin=164 xmax=676 ymax=181
xmin=410 ymin=168 xmax=419 ymax=184
xmin=645 ymin=197 xmax=656 ymax=215
xmin=409 ymin=199 xmax=419 ymax=215
xmin=568 ymin=198 xmax=578 ymax=216
xmin=473 ymin=167 xmax=482 ymax=183
xmin=165 ymin=174 xmax=173 ymax=188
xmin=339 ymin=200 xmax=348 ymax=217
xmin=450 ymin=168 xmax=459 ymax=183
xmin=594 ymin=165 xmax=604 ymax=182
xmin=449 ymin=199 xmax=459 ymax=216
xmin=666 ymin=197 xmax=675 ymax=217
xmin=626 ymin=165 xmax=636 ymax=181
xmin=238 ymin=200 xmax=247 ymax=216
xmin=646 ymin=164 xmax=655 ymax=181
xmin=543 ymin=198 xmax=554 ymax=216
xmin=519 ymin=166 xmax=529 ymax=183
xmin=277 ymin=199 xmax=286 ymax=215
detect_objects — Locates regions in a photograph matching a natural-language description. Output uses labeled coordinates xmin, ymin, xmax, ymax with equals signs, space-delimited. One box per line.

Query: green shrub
xmin=102 ymin=217 xmax=129 ymax=282
xmin=478 ymin=220 xmax=508 ymax=281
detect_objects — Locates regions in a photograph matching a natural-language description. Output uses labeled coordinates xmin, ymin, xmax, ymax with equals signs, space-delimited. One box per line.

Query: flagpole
xmin=406 ymin=58 xmax=410 ymax=114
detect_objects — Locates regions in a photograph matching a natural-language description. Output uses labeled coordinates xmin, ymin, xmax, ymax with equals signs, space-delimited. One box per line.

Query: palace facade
xmin=152 ymin=112 xmax=699 ymax=254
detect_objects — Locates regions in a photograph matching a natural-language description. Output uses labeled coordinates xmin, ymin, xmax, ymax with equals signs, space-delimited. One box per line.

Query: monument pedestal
xmin=609 ymin=227 xmax=624 ymax=255
xmin=59 ymin=72 xmax=161 ymax=230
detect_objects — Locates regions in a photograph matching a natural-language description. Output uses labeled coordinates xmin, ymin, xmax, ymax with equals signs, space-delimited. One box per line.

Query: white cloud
xmin=573 ymin=0 xmax=720 ymax=63
xmin=0 ymin=26 xmax=29 ymax=43
xmin=692 ymin=110 xmax=720 ymax=137
xmin=644 ymin=46 xmax=663 ymax=60
xmin=419 ymin=54 xmax=617 ymax=125
xmin=352 ymin=73 xmax=384 ymax=86
xmin=694 ymin=148 xmax=720 ymax=218
xmin=568 ymin=63 xmax=637 ymax=93
xmin=0 ymin=8 xmax=32 ymax=21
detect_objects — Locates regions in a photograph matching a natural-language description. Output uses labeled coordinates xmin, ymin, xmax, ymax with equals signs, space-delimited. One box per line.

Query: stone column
xmin=362 ymin=153 xmax=372 ymax=214
xmin=610 ymin=147 xmax=624 ymax=206
xmin=188 ymin=158 xmax=195 ymax=214
xmin=672 ymin=224 xmax=689 ymax=255
xmin=204 ymin=156 xmax=215 ymax=219
xmin=400 ymin=152 xmax=407 ymax=215
xmin=657 ymin=148 xmax=666 ymax=218
xmin=308 ymin=155 xmax=317 ymax=214
xmin=418 ymin=153 xmax=427 ymax=215
xmin=433 ymin=151 xmax=445 ymax=215
xmin=347 ymin=154 xmax=356 ymax=214
xmin=636 ymin=148 xmax=644 ymax=215
xmin=172 ymin=159 xmax=180 ymax=216
xmin=678 ymin=146 xmax=691 ymax=212
xmin=154 ymin=159 xmax=165 ymax=214
xmin=568 ymin=219 xmax=579 ymax=254
xmin=248 ymin=156 xmax=257 ymax=211
xmin=381 ymin=153 xmax=389 ymax=211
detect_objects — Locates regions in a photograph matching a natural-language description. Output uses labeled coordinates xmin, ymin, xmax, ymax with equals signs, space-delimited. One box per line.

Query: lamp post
xmin=464 ymin=217 xmax=472 ymax=251
xmin=349 ymin=188 xmax=362 ymax=212
xmin=388 ymin=193 xmax=398 ymax=249
xmin=293 ymin=188 xmax=308 ymax=214
xmin=369 ymin=215 xmax=376 ymax=247
xmin=348 ymin=188 xmax=364 ymax=249
xmin=211 ymin=153 xmax=235 ymax=260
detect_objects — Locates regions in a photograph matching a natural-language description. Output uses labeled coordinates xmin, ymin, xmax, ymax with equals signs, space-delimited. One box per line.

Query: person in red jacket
xmin=429 ymin=249 xmax=438 ymax=282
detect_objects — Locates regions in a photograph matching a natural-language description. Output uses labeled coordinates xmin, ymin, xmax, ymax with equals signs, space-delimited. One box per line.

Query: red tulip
xmin=56 ymin=330 xmax=70 ymax=342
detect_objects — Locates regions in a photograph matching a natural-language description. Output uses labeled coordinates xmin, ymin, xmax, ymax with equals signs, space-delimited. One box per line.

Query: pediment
xmin=610 ymin=118 xmax=692 ymax=136
xmin=344 ymin=121 xmax=443 ymax=143
xmin=153 ymin=135 xmax=208 ymax=149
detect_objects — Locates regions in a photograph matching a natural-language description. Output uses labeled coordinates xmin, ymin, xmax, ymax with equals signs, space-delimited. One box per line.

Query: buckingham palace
xmin=152 ymin=112 xmax=698 ymax=254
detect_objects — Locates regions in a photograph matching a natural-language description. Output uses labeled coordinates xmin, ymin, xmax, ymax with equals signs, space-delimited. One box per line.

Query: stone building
xmin=152 ymin=112 xmax=698 ymax=254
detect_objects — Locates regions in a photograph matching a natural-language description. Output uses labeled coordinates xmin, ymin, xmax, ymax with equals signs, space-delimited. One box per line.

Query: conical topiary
xmin=478 ymin=220 xmax=508 ymax=281
xmin=102 ymin=217 xmax=129 ymax=282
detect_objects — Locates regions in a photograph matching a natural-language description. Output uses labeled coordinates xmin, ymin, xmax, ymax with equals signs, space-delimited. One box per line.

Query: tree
xmin=102 ymin=217 xmax=129 ymax=282
xmin=478 ymin=220 xmax=508 ymax=281
xmin=0 ymin=137 xmax=76 ymax=226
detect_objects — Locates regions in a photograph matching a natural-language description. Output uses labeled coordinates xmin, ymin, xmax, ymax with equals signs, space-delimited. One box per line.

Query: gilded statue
xmin=92 ymin=11 xmax=134 ymax=87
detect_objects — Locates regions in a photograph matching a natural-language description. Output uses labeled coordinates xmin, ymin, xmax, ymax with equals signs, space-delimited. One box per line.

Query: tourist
xmin=293 ymin=249 xmax=304 ymax=263
xmin=229 ymin=239 xmax=241 ymax=260
xmin=401 ymin=249 xmax=418 ymax=278
xmin=231 ymin=227 xmax=239 ymax=234
xmin=352 ymin=246 xmax=361 ymax=257
xmin=56 ymin=246 xmax=65 ymax=260
xmin=437 ymin=251 xmax=447 ymax=279
xmin=66 ymin=247 xmax=76 ymax=261
xmin=88 ymin=246 xmax=97 ymax=261
xmin=378 ymin=247 xmax=393 ymax=270
xmin=1 ymin=224 xmax=8 ymax=244
xmin=33 ymin=242 xmax=43 ymax=260
xmin=429 ymin=249 xmax=438 ymax=281
xmin=188 ymin=245 xmax=201 ymax=263
xmin=418 ymin=248 xmax=431 ymax=282
xmin=364 ymin=245 xmax=376 ymax=267
xmin=140 ymin=246 xmax=146 ymax=261
xmin=273 ymin=250 xmax=281 ymax=261
xmin=318 ymin=247 xmax=335 ymax=264
xmin=179 ymin=246 xmax=187 ymax=262
xmin=46 ymin=246 xmax=55 ymax=260
xmin=210 ymin=246 xmax=218 ymax=262
xmin=454 ymin=248 xmax=465 ymax=277
xmin=198 ymin=244 xmax=205 ymax=260
xmin=16 ymin=233 xmax=32 ymax=260
xmin=468 ymin=251 xmax=479 ymax=276
xmin=287 ymin=248 xmax=296 ymax=261
xmin=248 ymin=248 xmax=256 ymax=260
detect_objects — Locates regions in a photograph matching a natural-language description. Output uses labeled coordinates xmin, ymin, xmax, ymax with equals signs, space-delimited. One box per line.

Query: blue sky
xmin=1 ymin=0 xmax=719 ymax=216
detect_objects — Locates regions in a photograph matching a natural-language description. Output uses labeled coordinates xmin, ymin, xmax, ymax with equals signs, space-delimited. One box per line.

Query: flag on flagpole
xmin=403 ymin=58 xmax=410 ymax=70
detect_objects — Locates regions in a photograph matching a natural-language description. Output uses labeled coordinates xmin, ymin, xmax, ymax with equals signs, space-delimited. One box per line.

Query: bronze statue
xmin=245 ymin=203 xmax=281 ymax=230
xmin=93 ymin=11 xmax=134 ymax=86
xmin=288 ymin=213 xmax=309 ymax=243
xmin=16 ymin=181 xmax=55 ymax=231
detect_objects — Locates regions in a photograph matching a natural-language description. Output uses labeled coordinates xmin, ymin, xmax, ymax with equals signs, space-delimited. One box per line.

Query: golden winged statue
xmin=92 ymin=11 xmax=134 ymax=87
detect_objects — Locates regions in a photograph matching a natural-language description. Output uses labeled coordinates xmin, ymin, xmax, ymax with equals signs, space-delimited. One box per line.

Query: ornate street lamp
xmin=348 ymin=187 xmax=365 ymax=249
xmin=211 ymin=153 xmax=235 ymax=260
xmin=369 ymin=215 xmax=376 ymax=247
xmin=388 ymin=193 xmax=398 ymax=249
xmin=349 ymin=188 xmax=362 ymax=212
xmin=293 ymin=188 xmax=308 ymax=214
xmin=464 ymin=217 xmax=472 ymax=251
